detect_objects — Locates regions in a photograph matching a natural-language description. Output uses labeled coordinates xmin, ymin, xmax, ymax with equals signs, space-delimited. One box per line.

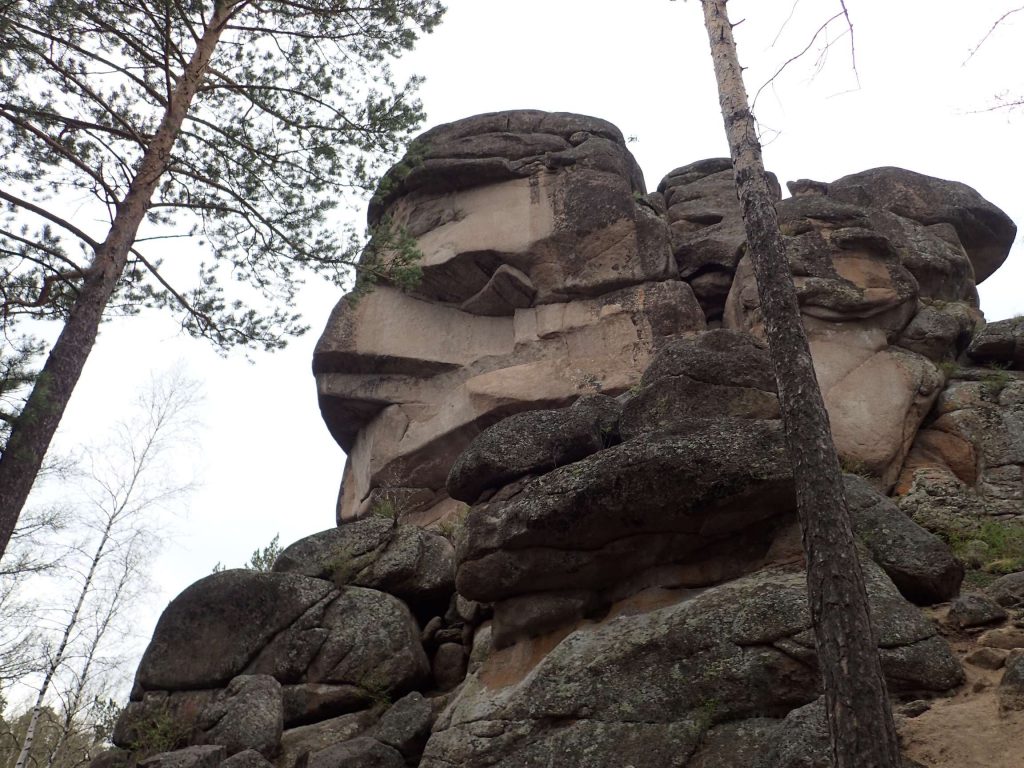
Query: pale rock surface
xmin=368 ymin=110 xmax=672 ymax=306
xmin=315 ymin=110 xmax=715 ymax=522
xmin=724 ymin=190 xmax=958 ymax=488
xmin=319 ymin=280 xmax=704 ymax=522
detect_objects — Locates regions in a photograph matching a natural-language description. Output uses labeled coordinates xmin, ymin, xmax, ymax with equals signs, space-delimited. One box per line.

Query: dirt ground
xmin=897 ymin=606 xmax=1024 ymax=768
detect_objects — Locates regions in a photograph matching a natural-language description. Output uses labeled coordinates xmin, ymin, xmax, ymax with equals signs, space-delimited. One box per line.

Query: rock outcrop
xmin=315 ymin=111 xmax=704 ymax=525
xmin=897 ymin=368 xmax=1024 ymax=527
xmin=109 ymin=110 xmax=1024 ymax=768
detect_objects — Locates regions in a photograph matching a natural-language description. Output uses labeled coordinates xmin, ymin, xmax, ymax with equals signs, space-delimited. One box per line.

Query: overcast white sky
xmin=29 ymin=0 xmax=1023 ymax=671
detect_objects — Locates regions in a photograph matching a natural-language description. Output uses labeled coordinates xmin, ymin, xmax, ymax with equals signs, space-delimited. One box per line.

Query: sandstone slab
xmin=138 ymin=747 xmax=225 ymax=768
xmin=367 ymin=110 xmax=673 ymax=308
xmin=321 ymin=279 xmax=704 ymax=521
xmin=276 ymin=712 xmax=378 ymax=768
xmin=968 ymin=316 xmax=1024 ymax=369
xmin=619 ymin=329 xmax=779 ymax=439
xmin=246 ymin=586 xmax=429 ymax=697
xmin=446 ymin=394 xmax=621 ymax=503
xmin=306 ymin=737 xmax=404 ymax=768
xmin=657 ymin=158 xmax=780 ymax=320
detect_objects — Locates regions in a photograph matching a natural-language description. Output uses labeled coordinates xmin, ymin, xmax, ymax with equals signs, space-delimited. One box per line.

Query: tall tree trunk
xmin=699 ymin=2 xmax=901 ymax=766
xmin=0 ymin=6 xmax=231 ymax=558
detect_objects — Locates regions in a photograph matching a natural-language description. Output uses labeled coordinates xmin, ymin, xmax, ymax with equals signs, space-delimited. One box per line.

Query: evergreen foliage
xmin=0 ymin=0 xmax=444 ymax=557
xmin=0 ymin=0 xmax=442 ymax=350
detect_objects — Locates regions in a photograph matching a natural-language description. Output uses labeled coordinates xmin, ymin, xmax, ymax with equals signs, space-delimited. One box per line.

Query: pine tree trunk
xmin=0 ymin=7 xmax=230 ymax=558
xmin=699 ymin=2 xmax=901 ymax=766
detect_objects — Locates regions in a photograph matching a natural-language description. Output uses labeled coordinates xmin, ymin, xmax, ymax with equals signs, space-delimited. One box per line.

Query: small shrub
xmin=246 ymin=534 xmax=282 ymax=571
xmin=981 ymin=364 xmax=1013 ymax=398
xmin=944 ymin=518 xmax=1024 ymax=581
xmin=326 ymin=543 xmax=361 ymax=584
xmin=358 ymin=673 xmax=393 ymax=709
xmin=130 ymin=705 xmax=191 ymax=759
xmin=839 ymin=455 xmax=873 ymax=478
xmin=370 ymin=497 xmax=400 ymax=522
xmin=437 ymin=505 xmax=469 ymax=545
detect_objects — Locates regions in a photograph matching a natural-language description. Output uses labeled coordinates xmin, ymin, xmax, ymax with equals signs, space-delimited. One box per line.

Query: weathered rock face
xmin=844 ymin=475 xmax=963 ymax=604
xmin=272 ymin=518 xmax=455 ymax=617
xmin=318 ymin=111 xmax=1015 ymax=519
xmin=129 ymin=570 xmax=429 ymax=728
xmin=421 ymin=564 xmax=960 ymax=768
xmin=896 ymin=369 xmax=1024 ymax=527
xmin=968 ymin=316 xmax=1024 ymax=370
xmin=825 ymin=166 xmax=1016 ymax=285
xmin=113 ymin=111 xmax=1023 ymax=768
xmin=656 ymin=159 xmax=781 ymax=320
xmin=723 ymin=184 xmax=999 ymax=489
xmin=316 ymin=111 xmax=709 ymax=523
xmin=369 ymin=111 xmax=673 ymax=307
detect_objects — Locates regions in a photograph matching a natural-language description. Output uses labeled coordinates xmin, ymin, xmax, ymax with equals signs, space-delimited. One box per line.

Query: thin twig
xmin=965 ymin=5 xmax=1024 ymax=64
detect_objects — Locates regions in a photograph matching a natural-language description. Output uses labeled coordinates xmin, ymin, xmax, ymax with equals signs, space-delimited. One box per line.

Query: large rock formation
xmin=315 ymin=111 xmax=708 ymax=525
xmin=111 ymin=111 xmax=1023 ymax=768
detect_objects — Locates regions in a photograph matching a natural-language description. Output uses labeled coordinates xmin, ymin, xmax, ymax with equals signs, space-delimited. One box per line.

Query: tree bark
xmin=699 ymin=2 xmax=901 ymax=766
xmin=0 ymin=5 xmax=231 ymax=557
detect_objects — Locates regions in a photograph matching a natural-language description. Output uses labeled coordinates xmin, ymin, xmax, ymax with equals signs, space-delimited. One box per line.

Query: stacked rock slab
xmin=423 ymin=330 xmax=963 ymax=767
xmin=318 ymin=113 xmax=1015 ymax=520
xmin=114 ymin=110 xmax=1023 ymax=768
xmin=724 ymin=173 xmax=1014 ymax=490
xmin=314 ymin=111 xmax=705 ymax=525
xmin=897 ymin=320 xmax=1024 ymax=528
xmin=653 ymin=157 xmax=782 ymax=321
xmin=115 ymin=333 xmax=967 ymax=768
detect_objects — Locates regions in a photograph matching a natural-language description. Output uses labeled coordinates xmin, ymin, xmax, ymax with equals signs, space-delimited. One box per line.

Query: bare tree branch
xmin=965 ymin=5 xmax=1024 ymax=63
